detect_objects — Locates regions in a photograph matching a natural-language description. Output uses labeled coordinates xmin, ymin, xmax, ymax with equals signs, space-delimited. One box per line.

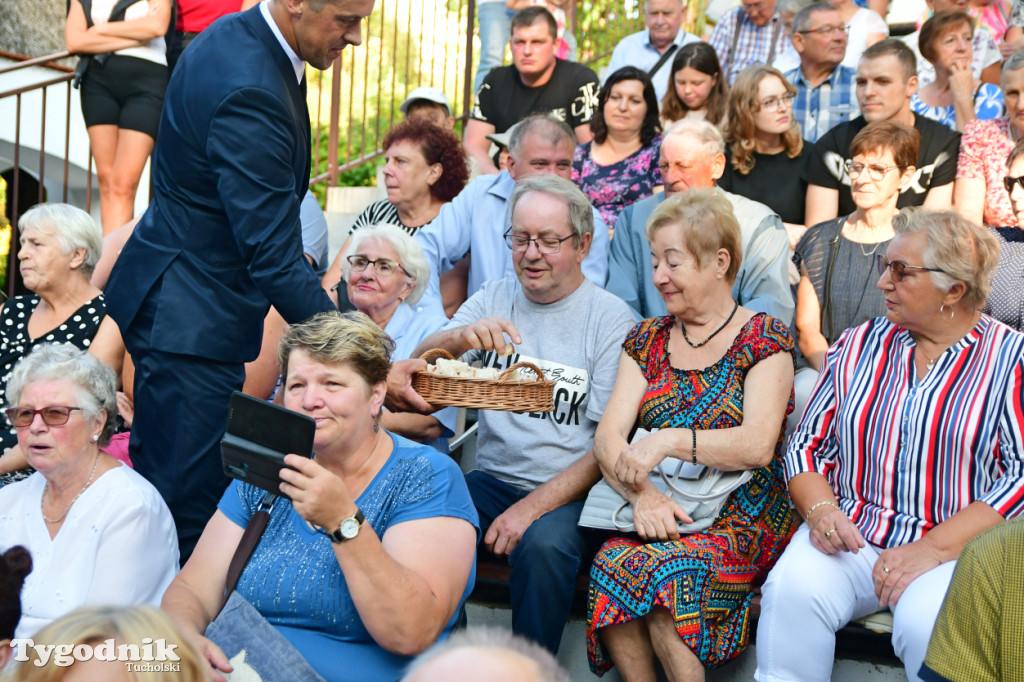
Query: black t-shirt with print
xmin=471 ymin=58 xmax=600 ymax=133
xmin=804 ymin=113 xmax=960 ymax=216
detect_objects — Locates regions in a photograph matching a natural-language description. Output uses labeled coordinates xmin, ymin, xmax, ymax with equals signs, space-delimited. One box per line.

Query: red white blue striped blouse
xmin=786 ymin=315 xmax=1024 ymax=548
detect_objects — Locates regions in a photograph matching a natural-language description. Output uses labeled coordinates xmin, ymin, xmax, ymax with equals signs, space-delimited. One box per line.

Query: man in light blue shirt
xmin=604 ymin=0 xmax=700 ymax=102
xmin=415 ymin=115 xmax=609 ymax=314
xmin=783 ymin=3 xmax=859 ymax=143
xmin=607 ymin=119 xmax=794 ymax=324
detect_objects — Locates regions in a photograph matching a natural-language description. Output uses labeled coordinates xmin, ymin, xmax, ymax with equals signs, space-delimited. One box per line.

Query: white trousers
xmin=754 ymin=524 xmax=957 ymax=682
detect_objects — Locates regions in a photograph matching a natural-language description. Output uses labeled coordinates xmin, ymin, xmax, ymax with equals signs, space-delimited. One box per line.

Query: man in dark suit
xmin=104 ymin=0 xmax=374 ymax=559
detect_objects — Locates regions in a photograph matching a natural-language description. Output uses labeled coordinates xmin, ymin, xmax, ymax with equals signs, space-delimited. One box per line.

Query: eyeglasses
xmin=758 ymin=92 xmax=796 ymax=111
xmin=5 ymin=406 xmax=83 ymax=428
xmin=875 ymin=255 xmax=946 ymax=283
xmin=845 ymin=160 xmax=899 ymax=181
xmin=1003 ymin=175 xmax=1024 ymax=194
xmin=798 ymin=24 xmax=850 ymax=36
xmin=503 ymin=229 xmax=576 ymax=254
xmin=346 ymin=255 xmax=411 ymax=278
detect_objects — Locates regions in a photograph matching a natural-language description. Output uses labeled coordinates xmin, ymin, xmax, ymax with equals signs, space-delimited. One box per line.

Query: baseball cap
xmin=400 ymin=86 xmax=452 ymax=116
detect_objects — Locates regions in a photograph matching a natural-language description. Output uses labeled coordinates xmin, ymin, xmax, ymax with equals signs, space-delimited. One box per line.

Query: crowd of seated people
xmin=7 ymin=1 xmax=1024 ymax=680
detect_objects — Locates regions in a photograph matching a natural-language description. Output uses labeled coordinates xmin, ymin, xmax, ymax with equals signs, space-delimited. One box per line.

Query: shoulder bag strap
xmin=766 ymin=14 xmax=783 ymax=65
xmin=225 ymin=492 xmax=278 ymax=598
xmin=648 ymin=43 xmax=679 ymax=79
xmin=820 ymin=217 xmax=846 ymax=343
xmin=727 ymin=10 xmax=743 ymax=72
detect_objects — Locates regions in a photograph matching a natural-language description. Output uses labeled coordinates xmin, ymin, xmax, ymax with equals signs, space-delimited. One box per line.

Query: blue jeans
xmin=466 ymin=470 xmax=599 ymax=654
xmin=474 ymin=3 xmax=515 ymax=96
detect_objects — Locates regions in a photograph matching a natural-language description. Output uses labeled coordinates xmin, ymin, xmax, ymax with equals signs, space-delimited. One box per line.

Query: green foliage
xmin=308 ymin=122 xmax=385 ymax=208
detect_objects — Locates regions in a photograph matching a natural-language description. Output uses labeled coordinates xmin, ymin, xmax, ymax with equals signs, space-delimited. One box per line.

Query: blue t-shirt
xmin=218 ymin=434 xmax=479 ymax=682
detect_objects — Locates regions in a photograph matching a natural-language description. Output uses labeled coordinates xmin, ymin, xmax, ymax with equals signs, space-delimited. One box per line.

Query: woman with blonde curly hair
xmin=720 ymin=65 xmax=811 ymax=247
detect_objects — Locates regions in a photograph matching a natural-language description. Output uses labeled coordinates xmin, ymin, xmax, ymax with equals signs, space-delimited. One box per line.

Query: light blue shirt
xmin=605 ymin=29 xmax=702 ymax=102
xmin=784 ymin=64 xmax=859 ymax=144
xmin=299 ymin=191 xmax=328 ymax=278
xmin=414 ymin=170 xmax=609 ymax=314
xmin=384 ymin=302 xmax=456 ymax=453
xmin=607 ymin=189 xmax=794 ymax=324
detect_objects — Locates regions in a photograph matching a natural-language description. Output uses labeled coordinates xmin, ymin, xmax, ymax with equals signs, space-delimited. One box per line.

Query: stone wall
xmin=0 ymin=0 xmax=67 ymax=59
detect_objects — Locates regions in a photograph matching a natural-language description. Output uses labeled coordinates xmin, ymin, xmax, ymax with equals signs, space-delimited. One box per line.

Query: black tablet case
xmin=220 ymin=391 xmax=316 ymax=495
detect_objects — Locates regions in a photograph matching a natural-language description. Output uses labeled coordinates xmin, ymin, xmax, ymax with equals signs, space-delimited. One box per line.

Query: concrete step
xmin=465 ymin=602 xmax=906 ymax=682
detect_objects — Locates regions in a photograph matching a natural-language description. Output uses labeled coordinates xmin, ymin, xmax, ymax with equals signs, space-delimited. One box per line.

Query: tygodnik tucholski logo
xmin=10 ymin=637 xmax=181 ymax=670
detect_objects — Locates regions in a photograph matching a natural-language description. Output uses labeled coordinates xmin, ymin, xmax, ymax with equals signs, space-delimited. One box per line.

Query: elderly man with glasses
xmin=413 ymin=175 xmax=635 ymax=655
xmin=607 ymin=118 xmax=794 ymax=324
xmin=710 ymin=0 xmax=785 ymax=84
xmin=414 ymin=114 xmax=608 ymax=316
xmin=783 ymin=2 xmax=860 ymax=142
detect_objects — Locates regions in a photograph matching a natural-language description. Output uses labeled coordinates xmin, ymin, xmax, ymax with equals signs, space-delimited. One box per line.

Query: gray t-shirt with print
xmin=447 ymin=277 xmax=635 ymax=491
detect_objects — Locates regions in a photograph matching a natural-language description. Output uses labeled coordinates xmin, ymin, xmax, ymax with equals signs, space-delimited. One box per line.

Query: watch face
xmin=340 ymin=517 xmax=360 ymax=539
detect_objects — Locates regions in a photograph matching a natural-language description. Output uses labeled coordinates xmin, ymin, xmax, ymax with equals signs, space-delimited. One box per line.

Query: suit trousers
xmin=754 ymin=524 xmax=956 ymax=682
xmin=125 ymin=281 xmax=246 ymax=563
xmin=465 ymin=469 xmax=599 ymax=655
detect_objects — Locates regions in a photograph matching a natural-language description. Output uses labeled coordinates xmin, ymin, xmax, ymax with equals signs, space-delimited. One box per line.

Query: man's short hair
xmin=776 ymin=0 xmax=815 ymax=16
xmin=402 ymin=627 xmax=570 ymax=682
xmin=1004 ymin=48 xmax=1024 ymax=78
xmin=511 ymin=6 xmax=558 ymax=39
xmin=509 ymin=175 xmax=594 ymax=243
xmin=663 ymin=118 xmax=726 ymax=157
xmin=860 ymin=39 xmax=918 ymax=82
xmin=849 ymin=120 xmax=920 ymax=172
xmin=791 ymin=2 xmax=837 ymax=35
xmin=507 ymin=114 xmax=577 ymax=158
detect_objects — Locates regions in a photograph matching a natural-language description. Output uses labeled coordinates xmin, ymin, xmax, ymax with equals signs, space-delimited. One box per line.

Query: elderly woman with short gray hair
xmin=342 ymin=223 xmax=455 ymax=451
xmin=756 ymin=209 xmax=1024 ymax=682
xmin=0 ymin=203 xmax=124 ymax=486
xmin=0 ymin=343 xmax=177 ymax=639
xmin=954 ymin=49 xmax=1024 ymax=227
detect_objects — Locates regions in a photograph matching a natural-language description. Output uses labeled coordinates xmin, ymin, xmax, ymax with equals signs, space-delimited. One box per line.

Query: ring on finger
xmin=824 ymin=528 xmax=834 ymax=539
xmin=883 ymin=566 xmax=890 ymax=574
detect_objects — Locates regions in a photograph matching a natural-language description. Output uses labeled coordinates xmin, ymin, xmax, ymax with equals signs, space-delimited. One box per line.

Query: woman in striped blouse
xmin=755 ymin=208 xmax=1024 ymax=682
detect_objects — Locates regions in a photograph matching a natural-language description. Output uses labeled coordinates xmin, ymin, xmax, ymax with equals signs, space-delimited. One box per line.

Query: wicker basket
xmin=412 ymin=349 xmax=555 ymax=413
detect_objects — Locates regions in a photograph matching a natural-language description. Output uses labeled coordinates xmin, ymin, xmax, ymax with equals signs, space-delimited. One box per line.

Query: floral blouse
xmin=910 ymin=83 xmax=1005 ymax=132
xmin=957 ymin=117 xmax=1018 ymax=228
xmin=572 ymin=137 xmax=663 ymax=231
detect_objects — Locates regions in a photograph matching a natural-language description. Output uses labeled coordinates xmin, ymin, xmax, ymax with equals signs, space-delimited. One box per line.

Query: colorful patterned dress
xmin=572 ymin=138 xmax=663 ymax=231
xmin=587 ymin=314 xmax=796 ymax=673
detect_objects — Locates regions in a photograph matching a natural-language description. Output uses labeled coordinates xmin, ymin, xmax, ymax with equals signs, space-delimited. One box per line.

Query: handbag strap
xmin=820 ymin=217 xmax=846 ymax=343
xmin=225 ymin=492 xmax=277 ymax=597
xmin=656 ymin=460 xmax=752 ymax=502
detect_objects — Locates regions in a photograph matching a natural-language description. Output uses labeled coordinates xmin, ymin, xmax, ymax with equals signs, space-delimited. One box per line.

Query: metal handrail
xmin=0 ymin=50 xmax=74 ymax=74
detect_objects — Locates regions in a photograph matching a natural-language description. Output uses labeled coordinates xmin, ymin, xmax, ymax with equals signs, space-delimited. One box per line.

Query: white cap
xmin=485 ymin=131 xmax=511 ymax=149
xmin=400 ymin=86 xmax=452 ymax=116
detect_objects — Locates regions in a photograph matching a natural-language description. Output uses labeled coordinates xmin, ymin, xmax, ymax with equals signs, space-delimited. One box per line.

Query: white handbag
xmin=578 ymin=429 xmax=752 ymax=534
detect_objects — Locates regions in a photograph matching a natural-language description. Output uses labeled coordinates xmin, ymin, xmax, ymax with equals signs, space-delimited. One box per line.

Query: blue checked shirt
xmin=784 ymin=64 xmax=860 ymax=143
xmin=709 ymin=7 xmax=785 ymax=84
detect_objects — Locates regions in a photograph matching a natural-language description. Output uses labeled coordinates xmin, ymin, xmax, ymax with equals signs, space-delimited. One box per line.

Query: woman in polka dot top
xmin=0 ymin=204 xmax=125 ymax=487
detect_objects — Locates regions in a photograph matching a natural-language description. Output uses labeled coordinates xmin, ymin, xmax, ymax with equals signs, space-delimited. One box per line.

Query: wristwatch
xmin=322 ymin=508 xmax=365 ymax=543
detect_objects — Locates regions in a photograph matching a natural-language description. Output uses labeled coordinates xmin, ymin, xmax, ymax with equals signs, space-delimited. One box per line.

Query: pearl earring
xmin=91 ymin=434 xmax=99 ymax=442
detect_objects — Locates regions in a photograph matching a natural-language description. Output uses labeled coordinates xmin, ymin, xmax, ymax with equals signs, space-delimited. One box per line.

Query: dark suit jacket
xmin=105 ymin=6 xmax=333 ymax=363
